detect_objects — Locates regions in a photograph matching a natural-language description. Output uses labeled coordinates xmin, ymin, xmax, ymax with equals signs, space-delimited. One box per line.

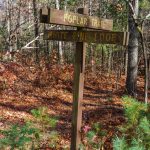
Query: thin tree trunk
xmin=55 ymin=0 xmax=63 ymax=64
xmin=108 ymin=48 xmax=112 ymax=75
xmin=139 ymin=23 xmax=148 ymax=103
xmin=29 ymin=1 xmax=32 ymax=24
xmin=7 ymin=0 xmax=13 ymax=60
xmin=125 ymin=48 xmax=128 ymax=76
xmin=33 ymin=0 xmax=39 ymax=64
xmin=15 ymin=1 xmax=21 ymax=51
xmin=148 ymin=57 xmax=150 ymax=89
xmin=101 ymin=46 xmax=104 ymax=71
xmin=88 ymin=0 xmax=95 ymax=74
xmin=44 ymin=24 xmax=50 ymax=68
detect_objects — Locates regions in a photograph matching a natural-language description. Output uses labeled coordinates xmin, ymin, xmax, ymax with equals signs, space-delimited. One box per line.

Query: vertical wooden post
xmin=71 ymin=8 xmax=88 ymax=150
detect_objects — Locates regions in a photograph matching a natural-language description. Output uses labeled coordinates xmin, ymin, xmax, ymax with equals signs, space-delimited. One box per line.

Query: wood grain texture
xmin=71 ymin=8 xmax=87 ymax=150
xmin=40 ymin=8 xmax=113 ymax=30
xmin=44 ymin=30 xmax=129 ymax=46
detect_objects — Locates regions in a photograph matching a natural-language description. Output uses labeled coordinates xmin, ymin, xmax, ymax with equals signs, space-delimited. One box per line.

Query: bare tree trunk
xmin=55 ymin=0 xmax=63 ymax=64
xmin=88 ymin=0 xmax=95 ymax=74
xmin=101 ymin=46 xmax=104 ymax=71
xmin=44 ymin=24 xmax=50 ymax=68
xmin=126 ymin=0 xmax=139 ymax=97
xmin=108 ymin=48 xmax=112 ymax=75
xmin=148 ymin=56 xmax=150 ymax=89
xmin=7 ymin=0 xmax=13 ymax=60
xmin=15 ymin=1 xmax=21 ymax=51
xmin=33 ymin=0 xmax=39 ymax=64
xmin=139 ymin=23 xmax=149 ymax=103
xmin=29 ymin=1 xmax=32 ymax=24
xmin=125 ymin=48 xmax=128 ymax=76
xmin=88 ymin=0 xmax=92 ymax=16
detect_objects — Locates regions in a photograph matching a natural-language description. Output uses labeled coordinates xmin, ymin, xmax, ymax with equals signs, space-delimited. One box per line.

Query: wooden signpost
xmin=70 ymin=8 xmax=88 ymax=150
xmin=40 ymin=7 xmax=129 ymax=150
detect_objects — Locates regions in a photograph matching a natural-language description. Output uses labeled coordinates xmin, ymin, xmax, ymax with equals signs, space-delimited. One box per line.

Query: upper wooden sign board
xmin=40 ymin=8 xmax=113 ymax=31
xmin=44 ymin=30 xmax=129 ymax=46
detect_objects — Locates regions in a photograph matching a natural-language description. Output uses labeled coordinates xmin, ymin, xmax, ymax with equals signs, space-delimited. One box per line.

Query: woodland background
xmin=0 ymin=0 xmax=150 ymax=149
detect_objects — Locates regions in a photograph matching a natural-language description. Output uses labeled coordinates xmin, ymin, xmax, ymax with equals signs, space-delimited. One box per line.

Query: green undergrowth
xmin=80 ymin=96 xmax=150 ymax=150
xmin=79 ymin=123 xmax=107 ymax=150
xmin=0 ymin=107 xmax=59 ymax=150
xmin=1 ymin=97 xmax=150 ymax=150
xmin=113 ymin=96 xmax=150 ymax=150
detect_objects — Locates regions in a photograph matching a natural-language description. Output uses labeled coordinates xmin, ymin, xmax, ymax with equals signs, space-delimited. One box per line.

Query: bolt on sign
xmin=40 ymin=8 xmax=113 ymax=31
xmin=44 ymin=30 xmax=129 ymax=46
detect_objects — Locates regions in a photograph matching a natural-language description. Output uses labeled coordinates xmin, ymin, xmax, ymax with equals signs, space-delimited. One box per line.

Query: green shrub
xmin=80 ymin=123 xmax=107 ymax=150
xmin=0 ymin=107 xmax=59 ymax=149
xmin=31 ymin=107 xmax=58 ymax=130
xmin=30 ymin=107 xmax=59 ymax=148
xmin=0 ymin=123 xmax=40 ymax=150
xmin=113 ymin=96 xmax=150 ymax=150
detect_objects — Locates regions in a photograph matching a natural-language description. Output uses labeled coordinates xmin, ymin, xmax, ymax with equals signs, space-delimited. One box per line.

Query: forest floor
xmin=0 ymin=61 xmax=149 ymax=149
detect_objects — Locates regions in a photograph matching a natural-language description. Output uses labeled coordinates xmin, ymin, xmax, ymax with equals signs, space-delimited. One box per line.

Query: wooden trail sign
xmin=44 ymin=30 xmax=129 ymax=46
xmin=40 ymin=8 xmax=113 ymax=31
xmin=40 ymin=6 xmax=129 ymax=150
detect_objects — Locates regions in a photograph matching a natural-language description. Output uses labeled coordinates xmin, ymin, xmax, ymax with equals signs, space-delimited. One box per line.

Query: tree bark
xmin=139 ymin=22 xmax=149 ymax=103
xmin=108 ymin=48 xmax=112 ymax=75
xmin=148 ymin=56 xmax=150 ymax=88
xmin=7 ymin=0 xmax=13 ymax=60
xmin=33 ymin=0 xmax=39 ymax=64
xmin=55 ymin=0 xmax=63 ymax=64
xmin=126 ymin=0 xmax=139 ymax=97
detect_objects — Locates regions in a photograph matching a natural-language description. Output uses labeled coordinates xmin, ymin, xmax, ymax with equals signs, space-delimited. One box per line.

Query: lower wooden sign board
xmin=44 ymin=30 xmax=129 ymax=46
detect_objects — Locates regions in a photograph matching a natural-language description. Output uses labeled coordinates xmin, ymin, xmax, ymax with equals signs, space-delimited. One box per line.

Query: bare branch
xmin=21 ymin=25 xmax=56 ymax=50
xmin=21 ymin=33 xmax=43 ymax=50
xmin=125 ymin=0 xmax=137 ymax=19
